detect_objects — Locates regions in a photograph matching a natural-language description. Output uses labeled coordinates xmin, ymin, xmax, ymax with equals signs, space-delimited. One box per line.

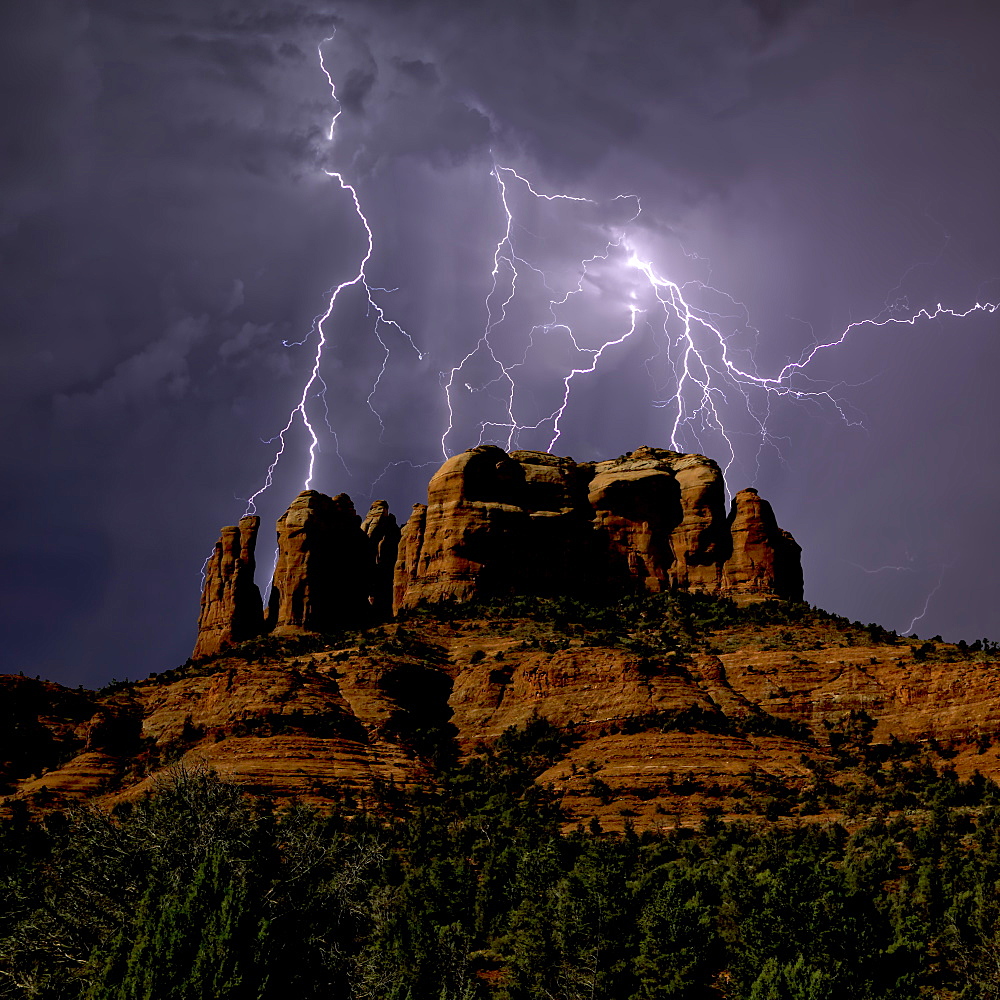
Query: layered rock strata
xmin=193 ymin=516 xmax=264 ymax=659
xmin=13 ymin=625 xmax=1000 ymax=831
xmin=393 ymin=445 xmax=803 ymax=611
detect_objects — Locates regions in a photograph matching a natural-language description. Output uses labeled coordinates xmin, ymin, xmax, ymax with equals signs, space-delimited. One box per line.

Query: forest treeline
xmin=3 ymin=717 xmax=1000 ymax=999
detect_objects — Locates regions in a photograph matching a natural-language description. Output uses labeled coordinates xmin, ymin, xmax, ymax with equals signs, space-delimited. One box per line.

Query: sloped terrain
xmin=4 ymin=594 xmax=1000 ymax=831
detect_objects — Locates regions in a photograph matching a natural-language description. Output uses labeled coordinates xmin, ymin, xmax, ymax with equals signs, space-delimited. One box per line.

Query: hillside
xmin=5 ymin=592 xmax=1000 ymax=833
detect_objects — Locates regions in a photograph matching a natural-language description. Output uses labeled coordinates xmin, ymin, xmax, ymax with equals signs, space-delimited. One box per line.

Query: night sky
xmin=3 ymin=0 xmax=999 ymax=688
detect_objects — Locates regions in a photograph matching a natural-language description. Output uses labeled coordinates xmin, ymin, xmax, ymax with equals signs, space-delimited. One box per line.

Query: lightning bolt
xmin=440 ymin=163 xmax=641 ymax=457
xmin=440 ymin=162 xmax=536 ymax=458
xmin=845 ymin=561 xmax=915 ymax=575
xmin=367 ymin=459 xmax=440 ymax=502
xmin=433 ymin=161 xmax=998 ymax=505
xmin=243 ymin=32 xmax=421 ymax=516
xmin=236 ymin=34 xmax=999 ymax=639
xmin=904 ymin=564 xmax=952 ymax=636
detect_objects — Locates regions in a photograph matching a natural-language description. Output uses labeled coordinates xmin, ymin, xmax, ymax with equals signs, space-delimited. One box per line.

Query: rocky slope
xmin=5 ymin=597 xmax=1000 ymax=831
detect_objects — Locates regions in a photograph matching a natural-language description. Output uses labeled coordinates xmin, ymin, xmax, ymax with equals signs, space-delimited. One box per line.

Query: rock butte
xmin=8 ymin=449 xmax=1000 ymax=830
xmin=194 ymin=446 xmax=802 ymax=658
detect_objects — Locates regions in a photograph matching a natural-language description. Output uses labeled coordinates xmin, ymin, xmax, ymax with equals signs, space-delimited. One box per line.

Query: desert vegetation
xmin=3 ymin=714 xmax=1000 ymax=998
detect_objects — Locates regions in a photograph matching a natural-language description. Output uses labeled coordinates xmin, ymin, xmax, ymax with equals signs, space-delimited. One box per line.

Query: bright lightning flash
xmin=240 ymin=33 xmax=999 ymax=593
xmin=438 ymin=164 xmax=999 ymax=494
xmin=243 ymin=33 xmax=421 ymax=516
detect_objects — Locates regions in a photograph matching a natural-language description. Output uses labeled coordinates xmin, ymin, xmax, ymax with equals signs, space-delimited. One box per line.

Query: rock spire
xmin=267 ymin=491 xmax=375 ymax=633
xmin=193 ymin=516 xmax=264 ymax=658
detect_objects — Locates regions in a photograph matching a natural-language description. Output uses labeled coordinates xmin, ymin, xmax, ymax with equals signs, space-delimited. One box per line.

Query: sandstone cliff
xmin=192 ymin=446 xmax=799 ymax=658
xmin=393 ymin=445 xmax=803 ymax=611
xmin=193 ymin=516 xmax=264 ymax=658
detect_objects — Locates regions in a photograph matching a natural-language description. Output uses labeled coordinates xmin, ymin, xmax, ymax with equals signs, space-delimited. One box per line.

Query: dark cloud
xmin=1 ymin=0 xmax=998 ymax=686
xmin=337 ymin=66 xmax=377 ymax=112
xmin=394 ymin=58 xmax=439 ymax=87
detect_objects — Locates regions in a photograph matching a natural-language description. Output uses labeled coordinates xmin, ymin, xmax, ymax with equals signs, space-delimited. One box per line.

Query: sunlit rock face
xmin=723 ymin=488 xmax=803 ymax=602
xmin=192 ymin=445 xmax=802 ymax=657
xmin=393 ymin=445 xmax=803 ymax=612
xmin=193 ymin=516 xmax=264 ymax=659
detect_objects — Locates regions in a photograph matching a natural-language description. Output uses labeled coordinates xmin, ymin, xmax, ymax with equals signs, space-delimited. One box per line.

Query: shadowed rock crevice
xmin=362 ymin=500 xmax=401 ymax=619
xmin=379 ymin=662 xmax=457 ymax=764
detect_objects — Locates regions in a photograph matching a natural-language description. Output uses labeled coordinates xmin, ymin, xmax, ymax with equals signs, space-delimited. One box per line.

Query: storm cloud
xmin=2 ymin=0 xmax=998 ymax=685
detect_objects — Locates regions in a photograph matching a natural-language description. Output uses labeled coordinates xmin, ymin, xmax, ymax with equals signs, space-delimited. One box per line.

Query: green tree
xmin=84 ymin=850 xmax=269 ymax=1000
xmin=635 ymin=873 xmax=717 ymax=999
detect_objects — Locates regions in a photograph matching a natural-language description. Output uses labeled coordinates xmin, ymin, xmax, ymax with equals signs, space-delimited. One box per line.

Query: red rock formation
xmin=724 ymin=489 xmax=804 ymax=601
xmin=193 ymin=516 xmax=264 ymax=658
xmin=665 ymin=453 xmax=732 ymax=591
xmin=588 ymin=449 xmax=731 ymax=593
xmin=193 ymin=446 xmax=800 ymax=655
xmin=393 ymin=445 xmax=801 ymax=610
xmin=194 ymin=493 xmax=401 ymax=655
xmin=362 ymin=500 xmax=401 ymax=617
xmin=588 ymin=453 xmax=680 ymax=592
xmin=268 ymin=491 xmax=373 ymax=633
xmin=393 ymin=503 xmax=428 ymax=614
xmin=392 ymin=448 xmax=532 ymax=608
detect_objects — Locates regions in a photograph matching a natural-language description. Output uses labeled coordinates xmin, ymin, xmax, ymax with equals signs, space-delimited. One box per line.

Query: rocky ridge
xmin=11 ymin=443 xmax=995 ymax=833
xmin=194 ymin=445 xmax=802 ymax=659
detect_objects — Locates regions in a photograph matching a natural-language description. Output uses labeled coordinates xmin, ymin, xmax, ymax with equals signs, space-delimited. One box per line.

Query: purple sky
xmin=3 ymin=0 xmax=999 ymax=687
